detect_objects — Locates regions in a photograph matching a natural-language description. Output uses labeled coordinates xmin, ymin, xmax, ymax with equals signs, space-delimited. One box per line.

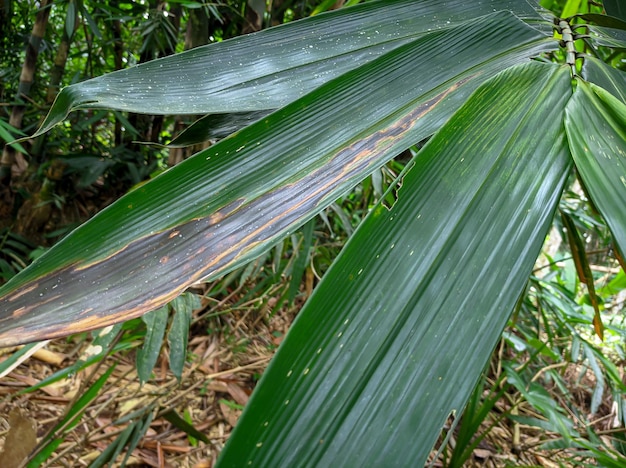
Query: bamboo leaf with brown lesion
xmin=0 ymin=12 xmax=554 ymax=347
xmin=0 ymin=75 xmax=477 ymax=346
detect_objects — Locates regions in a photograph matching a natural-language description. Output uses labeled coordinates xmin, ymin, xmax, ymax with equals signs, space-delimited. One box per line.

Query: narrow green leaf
xmin=168 ymin=293 xmax=197 ymax=380
xmin=578 ymin=13 xmax=626 ymax=30
xmin=562 ymin=0 xmax=582 ymax=19
xmin=33 ymin=0 xmax=542 ymax=136
xmin=184 ymin=408 xmax=198 ymax=446
xmin=581 ymin=57 xmax=626 ymax=103
xmin=588 ymin=24 xmax=626 ymax=48
xmin=0 ymin=12 xmax=555 ymax=346
xmin=168 ymin=111 xmax=271 ymax=147
xmin=288 ymin=219 xmax=314 ymax=304
xmin=65 ymin=0 xmax=76 ymax=39
xmin=560 ymin=210 xmax=603 ymax=338
xmin=30 ymin=365 xmax=116 ymax=467
xmin=64 ymin=365 xmax=116 ymax=431
xmin=88 ymin=422 xmax=135 ymax=468
xmin=451 ymin=378 xmax=507 ymax=467
xmin=137 ymin=306 xmax=169 ymax=384
xmin=77 ymin=2 xmax=102 ymax=40
xmin=603 ymin=0 xmax=626 ymax=22
xmin=597 ymin=269 xmax=626 ymax=296
xmin=565 ymin=79 xmax=626 ymax=259
xmin=217 ymin=62 xmax=572 ymax=466
xmin=18 ymin=337 xmax=130 ymax=395
xmin=583 ymin=343 xmax=605 ymax=415
xmin=161 ymin=410 xmax=209 ymax=443
xmin=311 ymin=0 xmax=343 ymax=16
xmin=119 ymin=410 xmax=155 ymax=467
xmin=20 ymin=354 xmax=103 ymax=394
xmin=27 ymin=438 xmax=63 ymax=468
xmin=0 ymin=119 xmax=28 ymax=154
xmin=0 ymin=342 xmax=41 ymax=378
xmin=505 ymin=364 xmax=577 ymax=438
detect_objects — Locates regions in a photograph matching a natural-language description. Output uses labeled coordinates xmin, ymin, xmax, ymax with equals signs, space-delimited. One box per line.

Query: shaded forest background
xmin=0 ymin=0 xmax=336 ymax=265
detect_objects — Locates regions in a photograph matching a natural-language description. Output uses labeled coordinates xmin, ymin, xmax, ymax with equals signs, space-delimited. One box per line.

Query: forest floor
xmin=0 ymin=276 xmax=618 ymax=468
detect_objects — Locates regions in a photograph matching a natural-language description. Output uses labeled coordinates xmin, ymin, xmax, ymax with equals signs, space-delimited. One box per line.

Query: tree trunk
xmin=270 ymin=0 xmax=287 ymax=25
xmin=0 ymin=0 xmax=12 ymax=99
xmin=18 ymin=3 xmax=79 ymax=239
xmin=46 ymin=16 xmax=75 ymax=104
xmin=30 ymin=4 xmax=78 ymax=162
xmin=0 ymin=0 xmax=52 ymax=184
xmin=184 ymin=6 xmax=209 ymax=50
xmin=243 ymin=0 xmax=264 ymax=34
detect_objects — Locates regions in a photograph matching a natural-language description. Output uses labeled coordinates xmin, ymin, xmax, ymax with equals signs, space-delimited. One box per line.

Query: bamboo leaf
xmin=0 ymin=12 xmax=554 ymax=346
xmin=33 ymin=0 xmax=542 ymax=136
xmin=288 ymin=219 xmax=314 ymax=304
xmin=581 ymin=57 xmax=626 ymax=103
xmin=89 ymin=423 xmax=135 ymax=468
xmin=168 ymin=111 xmax=272 ymax=147
xmin=137 ymin=306 xmax=169 ymax=384
xmin=161 ymin=410 xmax=209 ymax=443
xmin=578 ymin=13 xmax=626 ymax=31
xmin=0 ymin=342 xmax=47 ymax=379
xmin=29 ymin=365 xmax=116 ymax=467
xmin=217 ymin=62 xmax=572 ymax=466
xmin=583 ymin=342 xmax=605 ymax=415
xmin=167 ymin=293 xmax=198 ymax=380
xmin=603 ymin=0 xmax=626 ymax=22
xmin=588 ymin=25 xmax=626 ymax=48
xmin=565 ymin=80 xmax=626 ymax=259
xmin=560 ymin=210 xmax=604 ymax=339
xmin=562 ymin=0 xmax=582 ymax=19
xmin=120 ymin=411 xmax=155 ymax=467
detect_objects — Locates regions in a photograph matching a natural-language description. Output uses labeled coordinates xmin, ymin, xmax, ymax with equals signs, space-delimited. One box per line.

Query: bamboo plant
xmin=1 ymin=0 xmax=625 ymax=464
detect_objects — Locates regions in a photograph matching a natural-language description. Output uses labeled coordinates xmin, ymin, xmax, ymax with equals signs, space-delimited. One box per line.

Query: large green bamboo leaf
xmin=168 ymin=111 xmax=273 ymax=147
xmin=582 ymin=56 xmax=626 ymax=103
xmin=588 ymin=25 xmax=626 ymax=48
xmin=565 ymin=79 xmax=626 ymax=258
xmin=217 ymin=62 xmax=572 ymax=466
xmin=603 ymin=0 xmax=626 ymax=22
xmin=0 ymin=12 xmax=554 ymax=346
xmin=34 ymin=0 xmax=543 ymax=136
xmin=579 ymin=13 xmax=626 ymax=31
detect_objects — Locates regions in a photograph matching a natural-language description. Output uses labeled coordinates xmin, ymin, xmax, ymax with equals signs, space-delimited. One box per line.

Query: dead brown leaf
xmin=0 ymin=408 xmax=37 ymax=468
